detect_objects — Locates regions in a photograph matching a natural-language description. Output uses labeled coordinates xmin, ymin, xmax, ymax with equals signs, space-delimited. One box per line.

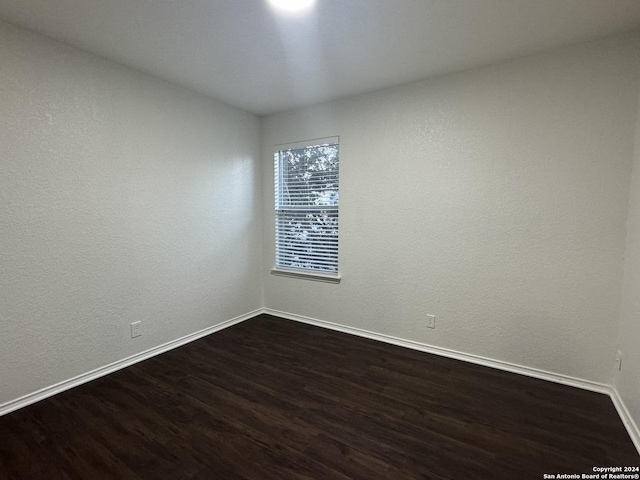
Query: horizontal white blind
xmin=275 ymin=140 xmax=339 ymax=273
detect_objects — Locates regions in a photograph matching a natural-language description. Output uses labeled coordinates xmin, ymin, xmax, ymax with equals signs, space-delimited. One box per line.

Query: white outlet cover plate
xmin=426 ymin=315 xmax=436 ymax=329
xmin=131 ymin=321 xmax=142 ymax=338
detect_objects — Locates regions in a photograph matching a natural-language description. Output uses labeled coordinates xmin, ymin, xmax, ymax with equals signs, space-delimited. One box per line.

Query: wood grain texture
xmin=1 ymin=314 xmax=638 ymax=479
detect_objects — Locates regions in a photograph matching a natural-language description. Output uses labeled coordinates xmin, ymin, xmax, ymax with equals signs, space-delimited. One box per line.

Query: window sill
xmin=270 ymin=268 xmax=341 ymax=284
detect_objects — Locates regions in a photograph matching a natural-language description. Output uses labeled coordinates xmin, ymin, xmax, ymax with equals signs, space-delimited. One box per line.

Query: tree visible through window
xmin=274 ymin=138 xmax=339 ymax=274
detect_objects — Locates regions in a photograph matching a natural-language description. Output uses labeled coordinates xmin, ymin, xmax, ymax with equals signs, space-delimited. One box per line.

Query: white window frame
xmin=271 ymin=137 xmax=341 ymax=283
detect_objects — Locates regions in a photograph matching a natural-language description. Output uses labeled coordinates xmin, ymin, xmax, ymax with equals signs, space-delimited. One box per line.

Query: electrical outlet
xmin=131 ymin=321 xmax=142 ymax=338
xmin=615 ymin=350 xmax=622 ymax=371
xmin=426 ymin=314 xmax=436 ymax=329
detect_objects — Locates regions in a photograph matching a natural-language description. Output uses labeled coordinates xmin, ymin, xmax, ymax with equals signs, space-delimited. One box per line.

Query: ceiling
xmin=1 ymin=0 xmax=640 ymax=116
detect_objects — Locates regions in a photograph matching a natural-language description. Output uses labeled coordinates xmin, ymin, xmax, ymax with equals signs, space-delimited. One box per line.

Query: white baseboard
xmin=610 ymin=387 xmax=640 ymax=454
xmin=263 ymin=308 xmax=640 ymax=455
xmin=0 ymin=309 xmax=262 ymax=417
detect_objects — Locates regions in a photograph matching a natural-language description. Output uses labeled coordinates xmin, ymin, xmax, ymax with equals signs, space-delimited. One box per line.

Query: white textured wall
xmin=262 ymin=34 xmax=640 ymax=384
xmin=616 ymin=78 xmax=640 ymax=433
xmin=0 ymin=21 xmax=262 ymax=405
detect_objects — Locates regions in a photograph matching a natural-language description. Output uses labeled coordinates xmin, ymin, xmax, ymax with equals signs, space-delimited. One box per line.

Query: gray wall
xmin=0 ymin=21 xmax=263 ymax=405
xmin=262 ymin=33 xmax=640 ymax=385
xmin=616 ymin=70 xmax=640 ymax=442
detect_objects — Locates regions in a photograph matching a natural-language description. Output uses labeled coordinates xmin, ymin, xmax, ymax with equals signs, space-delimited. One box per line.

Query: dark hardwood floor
xmin=1 ymin=314 xmax=638 ymax=479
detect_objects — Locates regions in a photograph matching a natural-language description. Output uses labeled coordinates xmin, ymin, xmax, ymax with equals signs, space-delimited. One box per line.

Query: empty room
xmin=1 ymin=0 xmax=640 ymax=478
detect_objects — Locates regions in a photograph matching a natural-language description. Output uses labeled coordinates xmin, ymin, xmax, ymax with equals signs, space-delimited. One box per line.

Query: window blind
xmin=274 ymin=139 xmax=339 ymax=273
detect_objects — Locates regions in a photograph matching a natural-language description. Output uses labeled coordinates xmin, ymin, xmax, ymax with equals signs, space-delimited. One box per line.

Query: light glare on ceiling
xmin=268 ymin=0 xmax=316 ymax=14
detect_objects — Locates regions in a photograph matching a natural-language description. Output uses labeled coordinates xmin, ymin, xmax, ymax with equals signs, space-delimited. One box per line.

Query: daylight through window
xmin=274 ymin=138 xmax=339 ymax=274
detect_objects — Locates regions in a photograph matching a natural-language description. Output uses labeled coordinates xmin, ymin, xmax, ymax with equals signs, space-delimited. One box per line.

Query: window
xmin=273 ymin=137 xmax=340 ymax=281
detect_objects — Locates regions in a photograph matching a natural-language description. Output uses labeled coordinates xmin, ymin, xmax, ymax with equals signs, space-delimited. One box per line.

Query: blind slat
xmin=276 ymin=257 xmax=338 ymax=266
xmin=277 ymin=245 xmax=339 ymax=253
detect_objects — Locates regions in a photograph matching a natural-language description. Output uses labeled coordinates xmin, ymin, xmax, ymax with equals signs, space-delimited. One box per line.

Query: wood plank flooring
xmin=1 ymin=314 xmax=638 ymax=479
